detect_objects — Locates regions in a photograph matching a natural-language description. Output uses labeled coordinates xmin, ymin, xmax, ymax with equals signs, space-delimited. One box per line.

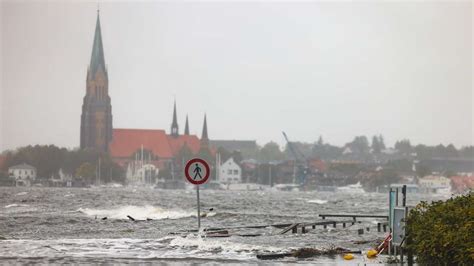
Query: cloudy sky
xmin=1 ymin=1 xmax=472 ymax=151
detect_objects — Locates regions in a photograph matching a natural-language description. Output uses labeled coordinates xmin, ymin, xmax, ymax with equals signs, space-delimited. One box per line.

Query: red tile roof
xmin=450 ymin=175 xmax=474 ymax=192
xmin=109 ymin=129 xmax=202 ymax=160
xmin=109 ymin=129 xmax=173 ymax=159
xmin=166 ymin=135 xmax=201 ymax=155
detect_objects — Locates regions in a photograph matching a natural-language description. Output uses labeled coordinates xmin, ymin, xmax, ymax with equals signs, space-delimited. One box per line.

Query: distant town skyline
xmin=1 ymin=1 xmax=473 ymax=151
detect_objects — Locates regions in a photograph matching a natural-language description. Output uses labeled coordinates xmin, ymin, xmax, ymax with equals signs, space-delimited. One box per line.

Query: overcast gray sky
xmin=1 ymin=1 xmax=473 ymax=151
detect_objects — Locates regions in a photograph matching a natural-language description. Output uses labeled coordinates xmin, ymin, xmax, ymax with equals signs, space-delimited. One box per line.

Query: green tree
xmin=259 ymin=142 xmax=285 ymax=162
xmin=387 ymin=159 xmax=413 ymax=172
xmin=406 ymin=193 xmax=474 ymax=265
xmin=371 ymin=135 xmax=381 ymax=154
xmin=416 ymin=163 xmax=431 ymax=177
xmin=75 ymin=162 xmax=96 ymax=184
xmin=395 ymin=139 xmax=412 ymax=155
xmin=378 ymin=135 xmax=386 ymax=150
xmin=346 ymin=136 xmax=370 ymax=154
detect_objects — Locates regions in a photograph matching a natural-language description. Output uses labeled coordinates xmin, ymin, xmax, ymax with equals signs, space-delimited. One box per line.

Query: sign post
xmin=184 ymin=158 xmax=210 ymax=230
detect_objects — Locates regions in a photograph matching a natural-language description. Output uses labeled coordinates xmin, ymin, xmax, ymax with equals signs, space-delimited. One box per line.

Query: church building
xmin=80 ymin=11 xmax=212 ymax=175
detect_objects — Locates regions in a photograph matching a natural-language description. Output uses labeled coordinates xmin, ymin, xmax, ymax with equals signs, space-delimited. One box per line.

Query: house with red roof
xmin=450 ymin=175 xmax=474 ymax=193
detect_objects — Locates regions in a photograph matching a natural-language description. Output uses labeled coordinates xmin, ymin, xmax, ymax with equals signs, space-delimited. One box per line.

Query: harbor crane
xmin=282 ymin=131 xmax=310 ymax=186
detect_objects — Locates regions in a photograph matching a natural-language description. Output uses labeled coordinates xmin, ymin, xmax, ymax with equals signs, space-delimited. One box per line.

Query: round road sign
xmin=184 ymin=158 xmax=210 ymax=185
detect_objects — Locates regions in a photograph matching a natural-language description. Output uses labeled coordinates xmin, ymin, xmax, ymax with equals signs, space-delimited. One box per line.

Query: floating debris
xmin=257 ymin=246 xmax=361 ymax=260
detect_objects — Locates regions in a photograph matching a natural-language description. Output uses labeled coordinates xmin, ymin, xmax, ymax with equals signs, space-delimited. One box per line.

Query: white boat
xmin=336 ymin=182 xmax=365 ymax=193
xmin=272 ymin=183 xmax=300 ymax=192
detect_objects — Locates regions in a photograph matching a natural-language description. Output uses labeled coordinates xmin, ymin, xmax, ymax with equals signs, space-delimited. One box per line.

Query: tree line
xmin=0 ymin=145 xmax=125 ymax=184
xmin=256 ymin=135 xmax=473 ymax=162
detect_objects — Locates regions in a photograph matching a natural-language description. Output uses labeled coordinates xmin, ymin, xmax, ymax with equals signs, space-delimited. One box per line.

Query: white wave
xmin=5 ymin=204 xmax=29 ymax=208
xmin=77 ymin=205 xmax=212 ymax=220
xmin=307 ymin=199 xmax=328 ymax=204
xmin=15 ymin=192 xmax=28 ymax=196
xmin=169 ymin=234 xmax=281 ymax=255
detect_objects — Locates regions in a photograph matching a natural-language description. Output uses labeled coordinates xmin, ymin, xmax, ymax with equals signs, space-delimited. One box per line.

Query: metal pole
xmin=396 ymin=188 xmax=399 ymax=206
xmin=197 ymin=185 xmax=201 ymax=229
xmin=269 ymin=165 xmax=272 ymax=187
xmin=389 ymin=188 xmax=392 ymax=256
xmin=402 ymin=185 xmax=407 ymax=207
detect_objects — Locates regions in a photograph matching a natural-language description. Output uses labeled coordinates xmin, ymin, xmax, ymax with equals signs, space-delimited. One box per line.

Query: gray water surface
xmin=0 ymin=187 xmax=447 ymax=264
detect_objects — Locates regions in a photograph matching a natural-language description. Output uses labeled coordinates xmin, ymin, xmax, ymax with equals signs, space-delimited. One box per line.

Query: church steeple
xmin=80 ymin=10 xmax=113 ymax=152
xmin=170 ymin=100 xmax=179 ymax=137
xmin=89 ymin=10 xmax=106 ymax=80
xmin=201 ymin=114 xmax=209 ymax=147
xmin=184 ymin=115 xmax=190 ymax=135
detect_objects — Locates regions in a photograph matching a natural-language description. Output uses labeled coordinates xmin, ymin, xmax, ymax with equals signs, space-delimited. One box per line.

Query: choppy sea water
xmin=0 ymin=187 xmax=449 ymax=265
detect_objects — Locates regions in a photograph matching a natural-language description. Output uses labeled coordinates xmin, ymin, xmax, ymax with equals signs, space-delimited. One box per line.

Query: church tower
xmin=170 ymin=100 xmax=179 ymax=137
xmin=80 ymin=10 xmax=113 ymax=152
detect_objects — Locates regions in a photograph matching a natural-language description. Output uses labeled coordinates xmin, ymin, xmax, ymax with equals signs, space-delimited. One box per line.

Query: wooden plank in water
xmin=237 ymin=233 xmax=262 ymax=237
xmin=279 ymin=223 xmax=299 ymax=235
xmin=257 ymin=252 xmax=293 ymax=260
xmin=319 ymin=214 xmax=388 ymax=219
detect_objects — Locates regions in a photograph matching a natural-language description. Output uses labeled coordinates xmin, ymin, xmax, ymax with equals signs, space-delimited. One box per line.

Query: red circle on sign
xmin=184 ymin=158 xmax=210 ymax=185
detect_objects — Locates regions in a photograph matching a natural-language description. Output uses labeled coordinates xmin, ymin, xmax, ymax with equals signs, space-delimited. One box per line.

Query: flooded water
xmin=0 ymin=187 xmax=448 ymax=264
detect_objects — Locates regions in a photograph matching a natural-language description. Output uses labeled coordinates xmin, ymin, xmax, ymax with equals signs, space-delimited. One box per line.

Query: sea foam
xmin=78 ymin=205 xmax=214 ymax=220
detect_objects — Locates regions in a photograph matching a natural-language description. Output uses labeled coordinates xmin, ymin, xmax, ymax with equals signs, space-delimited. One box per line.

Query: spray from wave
xmin=4 ymin=204 xmax=30 ymax=208
xmin=169 ymin=234 xmax=281 ymax=255
xmin=78 ymin=205 xmax=215 ymax=220
xmin=307 ymin=199 xmax=328 ymax=204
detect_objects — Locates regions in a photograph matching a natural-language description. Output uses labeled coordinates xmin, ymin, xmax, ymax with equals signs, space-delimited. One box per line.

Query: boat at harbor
xmin=272 ymin=183 xmax=300 ymax=192
xmin=336 ymin=182 xmax=365 ymax=193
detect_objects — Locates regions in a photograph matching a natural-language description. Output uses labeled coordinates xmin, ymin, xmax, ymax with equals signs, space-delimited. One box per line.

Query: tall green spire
xmin=89 ymin=10 xmax=106 ymax=79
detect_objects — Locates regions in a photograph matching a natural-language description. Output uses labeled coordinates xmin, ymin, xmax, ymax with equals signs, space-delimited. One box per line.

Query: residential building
xmin=217 ymin=157 xmax=242 ymax=184
xmin=8 ymin=163 xmax=37 ymax=186
xmin=419 ymin=175 xmax=452 ymax=194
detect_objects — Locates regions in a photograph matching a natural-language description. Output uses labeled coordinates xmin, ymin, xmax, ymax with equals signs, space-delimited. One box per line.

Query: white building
xmin=217 ymin=157 xmax=242 ymax=184
xmin=419 ymin=175 xmax=452 ymax=194
xmin=8 ymin=163 xmax=37 ymax=186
